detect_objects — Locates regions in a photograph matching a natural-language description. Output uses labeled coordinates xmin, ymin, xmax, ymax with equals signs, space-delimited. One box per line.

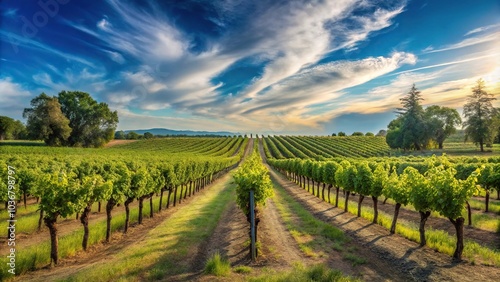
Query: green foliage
xmin=383 ymin=168 xmax=410 ymax=205
xmin=58 ymin=90 xmax=119 ymax=147
xmin=354 ymin=162 xmax=372 ymax=196
xmin=371 ymin=163 xmax=388 ymax=198
xmin=463 ymin=79 xmax=497 ymax=151
xmin=429 ymin=165 xmax=479 ymax=220
xmin=351 ymin=132 xmax=364 ymax=136
xmin=23 ymin=93 xmax=72 ymax=146
xmin=425 ymin=105 xmax=462 ymax=148
xmin=204 ymin=251 xmax=231 ymax=277
xmin=337 ymin=132 xmax=346 ymax=136
xmin=405 ymin=167 xmax=433 ymax=212
xmin=39 ymin=170 xmax=86 ymax=218
xmin=0 ymin=116 xmax=26 ymax=140
xmin=233 ymin=149 xmax=274 ymax=215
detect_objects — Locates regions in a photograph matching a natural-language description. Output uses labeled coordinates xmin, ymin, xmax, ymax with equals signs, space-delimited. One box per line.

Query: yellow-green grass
xmin=248 ymin=263 xmax=361 ymax=282
xmin=58 ymin=175 xmax=234 ymax=282
xmin=271 ymin=180 xmax=366 ymax=266
xmin=317 ymin=188 xmax=500 ymax=266
xmin=204 ymin=251 xmax=231 ymax=277
xmin=0 ymin=179 xmax=204 ymax=280
xmin=469 ymin=197 xmax=500 ymax=214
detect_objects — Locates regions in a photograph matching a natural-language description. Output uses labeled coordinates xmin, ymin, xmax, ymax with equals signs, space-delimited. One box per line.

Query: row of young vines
xmin=268 ymin=155 xmax=482 ymax=261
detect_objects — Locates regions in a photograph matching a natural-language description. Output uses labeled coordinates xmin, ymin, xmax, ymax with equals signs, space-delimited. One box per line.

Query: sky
xmin=0 ymin=0 xmax=499 ymax=135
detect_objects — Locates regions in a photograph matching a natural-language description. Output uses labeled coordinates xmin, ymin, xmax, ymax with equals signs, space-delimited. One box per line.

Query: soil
xmin=103 ymin=139 xmax=138 ymax=147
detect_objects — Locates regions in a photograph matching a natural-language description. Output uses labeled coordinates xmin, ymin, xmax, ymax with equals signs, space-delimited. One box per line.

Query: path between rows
xmin=264 ymin=161 xmax=500 ymax=281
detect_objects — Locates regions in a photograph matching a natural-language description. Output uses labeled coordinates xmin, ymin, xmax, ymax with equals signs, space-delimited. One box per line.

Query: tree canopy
xmin=386 ymin=85 xmax=462 ymax=150
xmin=58 ymin=91 xmax=118 ymax=147
xmin=23 ymin=91 xmax=118 ymax=147
xmin=463 ymin=79 xmax=496 ymax=152
xmin=23 ymin=93 xmax=72 ymax=146
xmin=0 ymin=116 xmax=26 ymax=140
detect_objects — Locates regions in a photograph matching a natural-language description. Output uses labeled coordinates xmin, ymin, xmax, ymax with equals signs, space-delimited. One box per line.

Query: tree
xmin=79 ymin=175 xmax=112 ymax=250
xmin=384 ymin=167 xmax=410 ymax=234
xmin=39 ymin=170 xmax=85 ymax=265
xmin=386 ymin=117 xmax=404 ymax=149
xmin=23 ymin=93 xmax=72 ymax=146
xmin=354 ymin=162 xmax=373 ymax=217
xmin=463 ymin=79 xmax=496 ymax=152
xmin=331 ymin=133 xmax=337 ymax=137
xmin=143 ymin=132 xmax=154 ymax=139
xmin=405 ymin=167 xmax=433 ymax=246
xmin=0 ymin=116 xmax=26 ymax=140
xmin=114 ymin=130 xmax=126 ymax=140
xmin=425 ymin=105 xmax=462 ymax=149
xmin=365 ymin=132 xmax=374 ymax=136
xmin=126 ymin=131 xmax=140 ymax=140
xmin=351 ymin=132 xmax=364 ymax=136
xmin=370 ymin=163 xmax=388 ymax=223
xmin=338 ymin=132 xmax=346 ymax=136
xmin=428 ymin=164 xmax=479 ymax=261
xmin=58 ymin=91 xmax=118 ymax=147
xmin=376 ymin=130 xmax=387 ymax=137
xmin=397 ymin=84 xmax=427 ymax=150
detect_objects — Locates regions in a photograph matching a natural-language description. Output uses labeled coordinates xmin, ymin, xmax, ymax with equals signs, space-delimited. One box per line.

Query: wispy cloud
xmin=424 ymin=31 xmax=499 ymax=53
xmin=0 ymin=30 xmax=95 ymax=67
xmin=390 ymin=53 xmax=499 ymax=76
xmin=465 ymin=23 xmax=500 ymax=36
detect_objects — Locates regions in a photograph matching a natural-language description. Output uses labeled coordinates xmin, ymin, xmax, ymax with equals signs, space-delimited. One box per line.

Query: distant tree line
xmin=331 ymin=131 xmax=385 ymax=137
xmin=113 ymin=130 xmax=238 ymax=140
xmin=17 ymin=91 xmax=118 ymax=147
xmin=387 ymin=79 xmax=497 ymax=152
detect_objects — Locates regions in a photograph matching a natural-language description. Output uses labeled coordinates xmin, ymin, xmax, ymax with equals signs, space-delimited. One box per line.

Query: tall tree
xmin=58 ymin=91 xmax=118 ymax=147
xmin=23 ymin=93 xmax=72 ymax=146
xmin=0 ymin=116 xmax=15 ymax=140
xmin=397 ymin=84 xmax=426 ymax=150
xmin=463 ymin=79 xmax=496 ymax=152
xmin=424 ymin=105 xmax=462 ymax=149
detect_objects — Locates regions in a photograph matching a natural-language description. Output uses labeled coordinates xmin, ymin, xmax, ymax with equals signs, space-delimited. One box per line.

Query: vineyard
xmin=1 ymin=136 xmax=500 ymax=281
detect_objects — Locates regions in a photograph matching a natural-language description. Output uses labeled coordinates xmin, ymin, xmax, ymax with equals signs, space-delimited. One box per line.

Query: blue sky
xmin=1 ymin=0 xmax=499 ymax=135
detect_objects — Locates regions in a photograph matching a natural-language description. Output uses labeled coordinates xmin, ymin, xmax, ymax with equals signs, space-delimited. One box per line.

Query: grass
xmin=57 ymin=174 xmax=234 ymax=281
xmin=233 ymin=266 xmax=252 ymax=274
xmin=249 ymin=263 xmax=360 ymax=282
xmin=204 ymin=251 xmax=231 ymax=277
xmin=270 ymin=180 xmax=366 ymax=267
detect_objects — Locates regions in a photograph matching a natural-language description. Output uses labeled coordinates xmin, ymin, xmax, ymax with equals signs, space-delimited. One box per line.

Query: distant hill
xmin=122 ymin=128 xmax=238 ymax=136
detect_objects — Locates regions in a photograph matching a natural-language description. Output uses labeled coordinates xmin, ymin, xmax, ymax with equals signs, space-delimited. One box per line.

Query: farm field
xmin=1 ymin=136 xmax=500 ymax=281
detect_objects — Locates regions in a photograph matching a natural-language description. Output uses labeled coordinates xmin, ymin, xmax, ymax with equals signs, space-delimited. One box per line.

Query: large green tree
xmin=424 ymin=105 xmax=462 ymax=149
xmin=58 ymin=91 xmax=118 ymax=147
xmin=397 ymin=84 xmax=427 ymax=150
xmin=463 ymin=79 xmax=496 ymax=152
xmin=0 ymin=116 xmax=26 ymax=140
xmin=23 ymin=93 xmax=72 ymax=146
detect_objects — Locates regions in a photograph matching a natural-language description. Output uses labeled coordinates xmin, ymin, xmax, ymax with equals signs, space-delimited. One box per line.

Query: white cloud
xmin=424 ymin=31 xmax=499 ymax=54
xmin=464 ymin=23 xmax=500 ymax=36
xmin=103 ymin=50 xmax=125 ymax=64
xmin=97 ymin=18 xmax=111 ymax=31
